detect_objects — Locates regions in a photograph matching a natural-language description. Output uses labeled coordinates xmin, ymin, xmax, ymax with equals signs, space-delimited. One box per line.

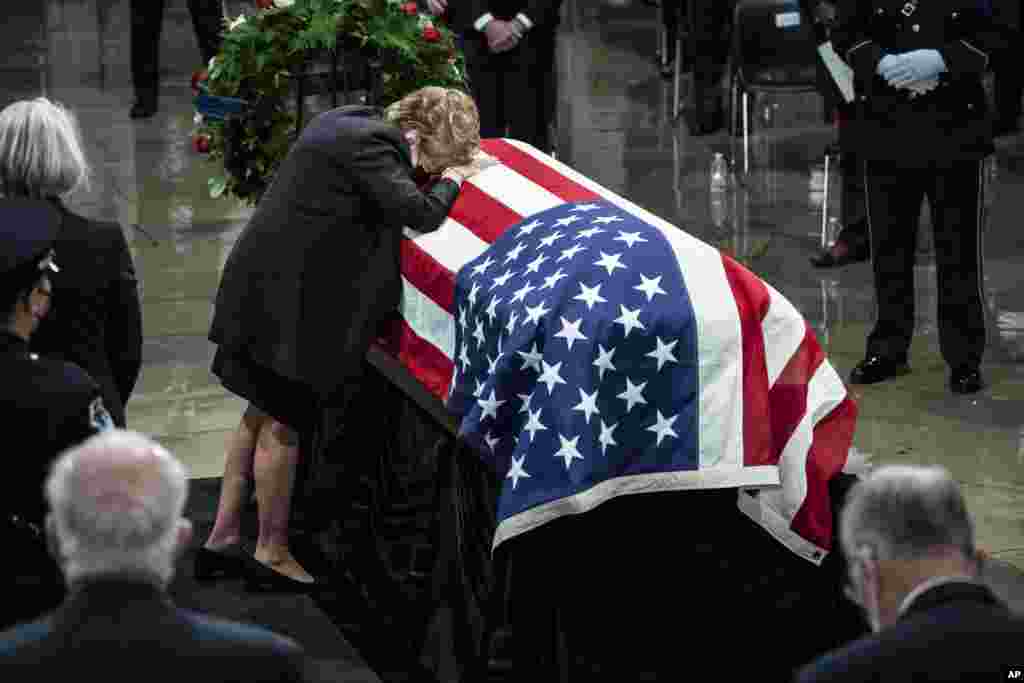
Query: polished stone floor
xmin=4 ymin=0 xmax=1023 ymax=593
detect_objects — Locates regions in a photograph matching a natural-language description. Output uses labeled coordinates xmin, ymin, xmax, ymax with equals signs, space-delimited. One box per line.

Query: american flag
xmin=382 ymin=139 xmax=857 ymax=564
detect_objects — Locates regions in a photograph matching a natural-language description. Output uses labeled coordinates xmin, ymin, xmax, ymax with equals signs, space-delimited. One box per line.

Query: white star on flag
xmin=484 ymin=432 xmax=501 ymax=452
xmin=573 ymin=281 xmax=608 ymax=310
xmin=478 ymin=389 xmax=505 ymax=422
xmin=473 ymin=318 xmax=486 ymax=348
xmin=504 ymin=242 xmax=527 ymax=264
xmin=506 ymin=454 xmax=530 ymax=489
xmin=592 ymin=215 xmax=624 ymax=225
xmin=517 ymin=343 xmax=543 ymax=372
xmin=570 ymin=203 xmax=602 ymax=212
xmin=553 ymin=433 xmax=584 ymax=470
xmin=470 ymin=255 xmax=495 ymax=277
xmin=484 ymin=296 xmax=503 ymax=325
xmin=598 ymin=419 xmax=618 ymax=455
xmin=510 ymin=281 xmax=536 ymax=304
xmin=538 ymin=359 xmax=567 ymax=394
xmin=646 ymin=337 xmax=679 ymax=371
xmin=472 ymin=378 xmax=485 ymax=398
xmin=516 ymin=219 xmax=543 ymax=237
xmin=557 ymin=244 xmax=587 ymax=263
xmin=490 ymin=269 xmax=516 ymax=290
xmin=572 ymin=387 xmax=601 ymax=424
xmin=593 ymin=344 xmax=617 ymax=380
xmin=634 ymin=273 xmax=667 ymax=302
xmin=540 ymin=268 xmax=569 ymax=291
xmin=575 ymin=226 xmax=606 ymax=240
xmin=553 ymin=215 xmax=582 ymax=227
xmin=613 ymin=304 xmax=645 ymax=337
xmin=467 ymin=282 xmax=481 ymax=308
xmin=647 ymin=410 xmax=679 ymax=446
xmin=594 ymin=251 xmax=627 ymax=276
xmin=458 ymin=345 xmax=472 ymax=372
xmin=617 ymin=377 xmax=648 ymax=413
xmin=614 ymin=230 xmax=649 ymax=249
xmin=554 ymin=316 xmax=587 ymax=350
xmin=458 ymin=306 xmax=468 ymax=334
xmin=522 ymin=300 xmax=551 ymax=327
xmin=538 ymin=231 xmax=565 ymax=249
xmin=506 ymin=311 xmax=519 ymax=334
xmin=523 ymin=406 xmax=547 ymax=441
xmin=517 ymin=390 xmax=534 ymax=414
xmin=524 ymin=254 xmax=549 ymax=275
xmin=486 ymin=353 xmax=499 ymax=375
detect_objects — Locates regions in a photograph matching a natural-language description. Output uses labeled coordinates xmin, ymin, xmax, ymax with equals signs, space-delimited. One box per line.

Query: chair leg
xmin=673 ymin=35 xmax=682 ymax=119
xmin=821 ymin=152 xmax=830 ymax=249
xmin=742 ymin=91 xmax=750 ymax=175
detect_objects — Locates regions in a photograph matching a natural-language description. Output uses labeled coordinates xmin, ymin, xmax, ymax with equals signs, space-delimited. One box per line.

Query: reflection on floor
xmin=4 ymin=0 xmax=1023 ymax=609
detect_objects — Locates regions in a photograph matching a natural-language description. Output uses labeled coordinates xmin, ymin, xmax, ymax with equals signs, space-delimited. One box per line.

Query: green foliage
xmin=196 ymin=0 xmax=466 ymax=205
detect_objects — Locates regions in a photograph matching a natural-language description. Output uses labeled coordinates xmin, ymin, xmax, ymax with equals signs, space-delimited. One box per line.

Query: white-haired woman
xmin=200 ymin=87 xmax=492 ymax=590
xmin=0 ymin=98 xmax=143 ymax=429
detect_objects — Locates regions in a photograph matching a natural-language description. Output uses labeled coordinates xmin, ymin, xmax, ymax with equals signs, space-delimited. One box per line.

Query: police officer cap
xmin=0 ymin=198 xmax=61 ymax=283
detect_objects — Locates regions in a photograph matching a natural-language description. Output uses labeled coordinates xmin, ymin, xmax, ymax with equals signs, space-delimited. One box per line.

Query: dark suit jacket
xmin=795 ymin=580 xmax=1024 ymax=682
xmin=31 ymin=201 xmax=143 ymax=428
xmin=0 ymin=578 xmax=310 ymax=682
xmin=209 ymin=105 xmax=459 ymax=398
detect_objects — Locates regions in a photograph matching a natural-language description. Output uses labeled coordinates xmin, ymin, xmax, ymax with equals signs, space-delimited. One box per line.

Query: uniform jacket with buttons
xmin=832 ymin=0 xmax=1013 ymax=162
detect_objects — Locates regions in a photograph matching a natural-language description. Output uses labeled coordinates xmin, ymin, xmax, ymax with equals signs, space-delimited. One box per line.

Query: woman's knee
xmin=264 ymin=418 xmax=301 ymax=450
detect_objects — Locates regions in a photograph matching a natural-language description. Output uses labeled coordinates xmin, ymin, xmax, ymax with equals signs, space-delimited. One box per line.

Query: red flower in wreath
xmin=193 ymin=134 xmax=211 ymax=154
xmin=422 ymin=25 xmax=441 ymax=42
xmin=191 ymin=69 xmax=209 ymax=96
xmin=254 ymin=0 xmax=274 ymax=9
xmin=400 ymin=2 xmax=418 ymax=15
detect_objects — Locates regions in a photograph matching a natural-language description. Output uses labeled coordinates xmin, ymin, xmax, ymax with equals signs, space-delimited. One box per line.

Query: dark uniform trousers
xmin=463 ymin=28 xmax=558 ymax=152
xmin=864 ymin=159 xmax=987 ymax=369
xmin=131 ymin=0 xmax=224 ymax=100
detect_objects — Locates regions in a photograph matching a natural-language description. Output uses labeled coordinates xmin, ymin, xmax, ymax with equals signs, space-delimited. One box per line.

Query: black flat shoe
xmin=130 ymin=100 xmax=158 ymax=119
xmin=193 ymin=545 xmax=246 ymax=581
xmin=810 ymin=241 xmax=869 ymax=268
xmin=950 ymin=367 xmax=984 ymax=395
xmin=240 ymin=554 xmax=318 ymax=594
xmin=849 ymin=355 xmax=910 ymax=385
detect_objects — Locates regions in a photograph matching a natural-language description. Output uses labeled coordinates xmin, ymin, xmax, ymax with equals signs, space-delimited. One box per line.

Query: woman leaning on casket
xmin=200 ymin=87 xmax=491 ymax=588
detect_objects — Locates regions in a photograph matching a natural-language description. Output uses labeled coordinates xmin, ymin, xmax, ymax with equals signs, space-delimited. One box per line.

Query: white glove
xmin=879 ymin=49 xmax=947 ymax=88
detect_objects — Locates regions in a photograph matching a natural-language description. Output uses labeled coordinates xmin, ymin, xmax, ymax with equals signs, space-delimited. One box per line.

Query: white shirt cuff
xmin=441 ymin=169 xmax=464 ymax=187
xmin=515 ymin=12 xmax=533 ymax=29
xmin=474 ymin=13 xmax=495 ymax=31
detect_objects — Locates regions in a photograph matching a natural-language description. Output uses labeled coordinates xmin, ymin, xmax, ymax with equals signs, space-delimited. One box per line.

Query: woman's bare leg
xmin=252 ymin=418 xmax=315 ymax=582
xmin=204 ymin=403 xmax=264 ymax=550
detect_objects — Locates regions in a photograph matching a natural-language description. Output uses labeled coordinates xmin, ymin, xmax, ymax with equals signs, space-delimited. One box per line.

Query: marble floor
xmin=4 ymin=0 xmax=1023 ymax=589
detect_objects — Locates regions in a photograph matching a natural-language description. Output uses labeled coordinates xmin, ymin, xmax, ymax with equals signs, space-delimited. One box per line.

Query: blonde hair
xmin=0 ymin=97 xmax=91 ymax=199
xmin=384 ymin=87 xmax=480 ymax=174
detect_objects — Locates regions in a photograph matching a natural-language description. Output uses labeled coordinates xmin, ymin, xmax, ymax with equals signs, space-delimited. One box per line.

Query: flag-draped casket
xmin=382 ymin=139 xmax=857 ymax=564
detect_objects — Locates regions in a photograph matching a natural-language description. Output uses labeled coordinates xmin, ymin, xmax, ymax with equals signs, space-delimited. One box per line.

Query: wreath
xmin=192 ymin=0 xmax=466 ymax=204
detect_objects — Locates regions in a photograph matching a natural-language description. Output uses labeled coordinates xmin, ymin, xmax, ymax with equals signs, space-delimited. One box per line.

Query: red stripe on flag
xmin=482 ymin=139 xmax=601 ymax=203
xmin=767 ymin=323 xmax=827 ymax=462
xmin=720 ymin=254 xmax=773 ymax=467
xmin=449 ymin=184 xmax=524 ymax=244
xmin=376 ymin=316 xmax=455 ymax=402
xmin=400 ymin=239 xmax=456 ymax=312
xmin=791 ymin=395 xmax=859 ymax=550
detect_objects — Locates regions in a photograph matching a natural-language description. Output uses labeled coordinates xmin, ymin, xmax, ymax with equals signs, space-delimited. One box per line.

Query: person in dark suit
xmin=0 ymin=430 xmax=311 ymax=683
xmin=130 ymin=0 xmax=225 ymax=118
xmin=795 ymin=464 xmax=1024 ymax=682
xmin=0 ymin=98 xmax=143 ymax=428
xmin=0 ymin=198 xmax=114 ymax=631
xmin=831 ymin=0 xmax=1012 ymax=394
xmin=201 ymin=87 xmax=491 ymax=589
xmin=429 ymin=0 xmax=563 ymax=152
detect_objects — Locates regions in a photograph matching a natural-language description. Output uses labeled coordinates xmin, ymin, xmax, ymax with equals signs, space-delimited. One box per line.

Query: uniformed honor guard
xmin=831 ymin=0 xmax=1012 ymax=394
xmin=0 ymin=198 xmax=112 ymax=630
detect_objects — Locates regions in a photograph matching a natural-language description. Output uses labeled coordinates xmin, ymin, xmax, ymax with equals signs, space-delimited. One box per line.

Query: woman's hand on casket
xmin=444 ymin=152 xmax=500 ymax=184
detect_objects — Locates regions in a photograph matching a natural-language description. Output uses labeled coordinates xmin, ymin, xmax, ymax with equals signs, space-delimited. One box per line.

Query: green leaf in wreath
xmin=208 ymin=175 xmax=228 ymax=198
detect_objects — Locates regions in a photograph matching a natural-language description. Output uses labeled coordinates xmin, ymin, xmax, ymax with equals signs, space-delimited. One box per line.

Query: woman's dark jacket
xmin=31 ymin=201 xmax=143 ymax=428
xmin=208 ymin=105 xmax=460 ymax=399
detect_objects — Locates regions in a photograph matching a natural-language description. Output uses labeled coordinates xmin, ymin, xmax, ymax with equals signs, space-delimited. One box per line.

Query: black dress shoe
xmin=130 ymin=100 xmax=158 ymax=119
xmin=950 ymin=367 xmax=984 ymax=395
xmin=849 ymin=355 xmax=910 ymax=385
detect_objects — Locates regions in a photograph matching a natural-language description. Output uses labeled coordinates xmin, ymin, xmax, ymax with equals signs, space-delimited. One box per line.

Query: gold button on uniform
xmin=912 ymin=23 xmax=920 ymax=31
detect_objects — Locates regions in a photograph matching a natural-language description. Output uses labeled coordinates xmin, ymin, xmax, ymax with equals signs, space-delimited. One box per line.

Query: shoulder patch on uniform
xmin=89 ymin=396 xmax=114 ymax=432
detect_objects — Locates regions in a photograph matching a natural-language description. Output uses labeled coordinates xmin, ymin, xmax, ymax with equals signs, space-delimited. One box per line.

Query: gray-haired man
xmin=796 ymin=465 xmax=1023 ymax=682
xmin=0 ymin=430 xmax=311 ymax=682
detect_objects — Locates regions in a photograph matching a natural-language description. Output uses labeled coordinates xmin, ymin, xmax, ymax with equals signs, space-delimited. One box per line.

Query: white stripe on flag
xmin=503 ymin=139 xmax=747 ymax=472
xmin=762 ymin=282 xmax=807 ymax=388
xmin=399 ymin=276 xmax=456 ymax=360
xmin=471 ymin=163 xmax=565 ymax=218
xmin=405 ymin=219 xmax=490 ymax=273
